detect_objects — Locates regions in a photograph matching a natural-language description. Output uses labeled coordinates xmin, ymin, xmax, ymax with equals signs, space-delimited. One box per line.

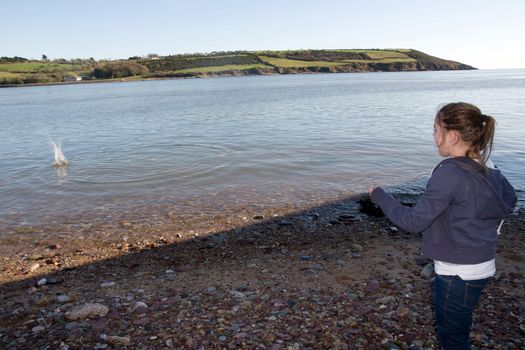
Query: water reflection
xmin=55 ymin=165 xmax=68 ymax=181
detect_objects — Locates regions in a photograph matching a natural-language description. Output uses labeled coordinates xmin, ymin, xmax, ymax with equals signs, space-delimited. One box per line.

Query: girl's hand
xmin=368 ymin=185 xmax=377 ymax=195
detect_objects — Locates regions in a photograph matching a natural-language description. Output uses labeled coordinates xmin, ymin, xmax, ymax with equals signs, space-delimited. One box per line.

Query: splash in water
xmin=52 ymin=141 xmax=68 ymax=166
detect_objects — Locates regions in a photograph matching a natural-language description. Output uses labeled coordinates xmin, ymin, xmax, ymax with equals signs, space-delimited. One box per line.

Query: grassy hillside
xmin=0 ymin=49 xmax=475 ymax=86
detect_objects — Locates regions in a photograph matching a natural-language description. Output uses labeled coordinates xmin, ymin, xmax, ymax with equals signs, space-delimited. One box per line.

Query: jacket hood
xmin=442 ymin=157 xmax=517 ymax=219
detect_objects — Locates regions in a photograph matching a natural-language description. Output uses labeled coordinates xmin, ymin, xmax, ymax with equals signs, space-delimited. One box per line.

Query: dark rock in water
xmin=278 ymin=220 xmax=292 ymax=227
xmin=414 ymin=256 xmax=430 ymax=266
xmin=359 ymin=198 xmax=384 ymax=217
xmin=309 ymin=212 xmax=320 ymax=220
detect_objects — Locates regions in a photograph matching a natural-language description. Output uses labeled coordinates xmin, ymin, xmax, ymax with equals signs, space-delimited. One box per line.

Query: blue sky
xmin=2 ymin=0 xmax=524 ymax=68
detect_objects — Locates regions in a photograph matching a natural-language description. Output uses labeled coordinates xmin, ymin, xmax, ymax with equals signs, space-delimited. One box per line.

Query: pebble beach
xmin=1 ymin=196 xmax=524 ymax=350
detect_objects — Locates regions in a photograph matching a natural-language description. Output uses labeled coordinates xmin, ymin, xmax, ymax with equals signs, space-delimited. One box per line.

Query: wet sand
xmin=0 ymin=196 xmax=524 ymax=349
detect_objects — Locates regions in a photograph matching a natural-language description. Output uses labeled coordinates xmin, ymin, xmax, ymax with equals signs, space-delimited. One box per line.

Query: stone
xmin=366 ymin=280 xmax=380 ymax=292
xmin=32 ymin=325 xmax=45 ymax=334
xmin=104 ymin=335 xmax=131 ymax=346
xmin=130 ymin=301 xmax=148 ymax=314
xmin=420 ymin=263 xmax=434 ymax=279
xmin=57 ymin=295 xmax=70 ymax=303
xmin=29 ymin=263 xmax=40 ymax=272
xmin=65 ymin=322 xmax=80 ymax=331
xmin=100 ymin=282 xmax=116 ymax=288
xmin=47 ymin=277 xmax=63 ymax=284
xmin=378 ymin=296 xmax=396 ymax=304
xmin=351 ymin=244 xmax=364 ymax=252
xmin=397 ymin=306 xmax=411 ymax=319
xmin=65 ymin=303 xmax=109 ymax=321
xmin=133 ymin=318 xmax=150 ymax=326
xmin=229 ymin=290 xmax=246 ymax=299
xmin=37 ymin=278 xmax=47 ymax=286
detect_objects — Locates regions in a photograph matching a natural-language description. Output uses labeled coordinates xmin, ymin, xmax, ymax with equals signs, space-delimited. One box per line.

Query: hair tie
xmin=480 ymin=114 xmax=488 ymax=127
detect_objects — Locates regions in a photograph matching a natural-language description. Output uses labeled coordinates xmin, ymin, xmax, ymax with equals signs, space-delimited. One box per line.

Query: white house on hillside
xmin=64 ymin=75 xmax=82 ymax=82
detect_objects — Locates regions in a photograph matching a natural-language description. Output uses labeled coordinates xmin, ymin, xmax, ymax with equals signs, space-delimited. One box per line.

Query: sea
xmin=1 ymin=69 xmax=524 ymax=228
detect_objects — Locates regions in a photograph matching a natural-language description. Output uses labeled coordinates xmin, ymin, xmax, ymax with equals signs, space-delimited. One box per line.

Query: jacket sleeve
xmin=370 ymin=164 xmax=465 ymax=233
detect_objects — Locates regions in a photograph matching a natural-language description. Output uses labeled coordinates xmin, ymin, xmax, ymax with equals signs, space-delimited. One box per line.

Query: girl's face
xmin=433 ymin=119 xmax=450 ymax=157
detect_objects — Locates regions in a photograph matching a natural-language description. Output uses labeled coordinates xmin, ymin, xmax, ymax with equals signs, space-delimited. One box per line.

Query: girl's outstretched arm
xmin=370 ymin=163 xmax=467 ymax=233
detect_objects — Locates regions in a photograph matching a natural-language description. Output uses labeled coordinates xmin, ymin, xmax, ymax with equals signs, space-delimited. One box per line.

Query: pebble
xmin=32 ymin=325 xmax=45 ymax=334
xmin=229 ymin=290 xmax=246 ymax=299
xmin=130 ymin=301 xmax=148 ymax=313
xmin=37 ymin=278 xmax=47 ymax=286
xmin=300 ymin=255 xmax=311 ymax=261
xmin=29 ymin=263 xmax=40 ymax=272
xmin=133 ymin=318 xmax=150 ymax=326
xmin=378 ymin=296 xmax=396 ymax=304
xmin=366 ymin=280 xmax=380 ymax=292
xmin=351 ymin=244 xmax=364 ymax=252
xmin=420 ymin=263 xmax=434 ymax=279
xmin=64 ymin=322 xmax=80 ymax=331
xmin=65 ymin=303 xmax=109 ymax=321
xmin=278 ymin=220 xmax=292 ymax=226
xmin=47 ymin=276 xmax=63 ymax=284
xmin=57 ymin=295 xmax=70 ymax=303
xmin=219 ymin=335 xmax=227 ymax=341
xmin=100 ymin=282 xmax=116 ymax=288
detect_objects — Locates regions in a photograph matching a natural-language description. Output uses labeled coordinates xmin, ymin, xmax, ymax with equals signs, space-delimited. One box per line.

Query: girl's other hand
xmin=368 ymin=185 xmax=377 ymax=195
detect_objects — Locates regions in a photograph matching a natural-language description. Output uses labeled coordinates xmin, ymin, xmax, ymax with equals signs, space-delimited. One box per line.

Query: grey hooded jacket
xmin=371 ymin=157 xmax=517 ymax=264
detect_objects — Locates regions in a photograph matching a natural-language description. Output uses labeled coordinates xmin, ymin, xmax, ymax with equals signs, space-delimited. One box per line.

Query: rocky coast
xmin=1 ymin=196 xmax=524 ymax=350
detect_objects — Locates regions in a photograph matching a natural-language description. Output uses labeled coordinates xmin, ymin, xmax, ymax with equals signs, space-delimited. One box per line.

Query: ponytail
xmin=437 ymin=103 xmax=496 ymax=168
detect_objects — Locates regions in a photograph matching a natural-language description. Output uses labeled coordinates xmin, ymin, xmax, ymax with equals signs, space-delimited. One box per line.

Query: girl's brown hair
xmin=436 ymin=102 xmax=496 ymax=165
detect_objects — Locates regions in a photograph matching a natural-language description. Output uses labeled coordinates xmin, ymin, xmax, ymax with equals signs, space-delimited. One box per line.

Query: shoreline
xmin=0 ymin=66 xmax=476 ymax=89
xmin=1 ymin=195 xmax=523 ymax=349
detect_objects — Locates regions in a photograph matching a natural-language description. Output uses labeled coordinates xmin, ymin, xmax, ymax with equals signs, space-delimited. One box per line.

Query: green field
xmin=364 ymin=51 xmax=412 ymax=60
xmin=0 ymin=71 xmax=20 ymax=78
xmin=0 ymin=62 xmax=84 ymax=73
xmin=339 ymin=58 xmax=416 ymax=64
xmin=258 ymin=56 xmax=345 ymax=68
xmin=174 ymin=64 xmax=270 ymax=73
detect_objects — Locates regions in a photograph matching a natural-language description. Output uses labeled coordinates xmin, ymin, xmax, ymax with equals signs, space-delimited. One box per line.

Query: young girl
xmin=369 ymin=102 xmax=517 ymax=350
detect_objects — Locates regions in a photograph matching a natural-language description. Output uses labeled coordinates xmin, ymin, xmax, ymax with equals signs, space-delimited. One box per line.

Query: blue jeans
xmin=433 ymin=274 xmax=489 ymax=350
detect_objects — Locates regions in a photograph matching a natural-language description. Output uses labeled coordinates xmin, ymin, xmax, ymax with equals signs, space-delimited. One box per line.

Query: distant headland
xmin=0 ymin=49 xmax=476 ymax=87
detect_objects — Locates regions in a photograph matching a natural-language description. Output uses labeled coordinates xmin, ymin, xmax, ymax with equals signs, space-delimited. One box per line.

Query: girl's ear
xmin=447 ymin=130 xmax=460 ymax=144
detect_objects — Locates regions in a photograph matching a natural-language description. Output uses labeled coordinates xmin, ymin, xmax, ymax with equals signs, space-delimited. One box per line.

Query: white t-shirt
xmin=433 ymin=158 xmax=500 ymax=280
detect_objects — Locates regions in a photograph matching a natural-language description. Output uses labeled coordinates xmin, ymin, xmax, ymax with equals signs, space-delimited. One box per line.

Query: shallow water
xmin=1 ymin=69 xmax=524 ymax=227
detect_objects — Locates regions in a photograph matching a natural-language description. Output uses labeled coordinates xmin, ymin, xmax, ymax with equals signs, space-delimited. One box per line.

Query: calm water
xmin=1 ymin=70 xmax=524 ymax=227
